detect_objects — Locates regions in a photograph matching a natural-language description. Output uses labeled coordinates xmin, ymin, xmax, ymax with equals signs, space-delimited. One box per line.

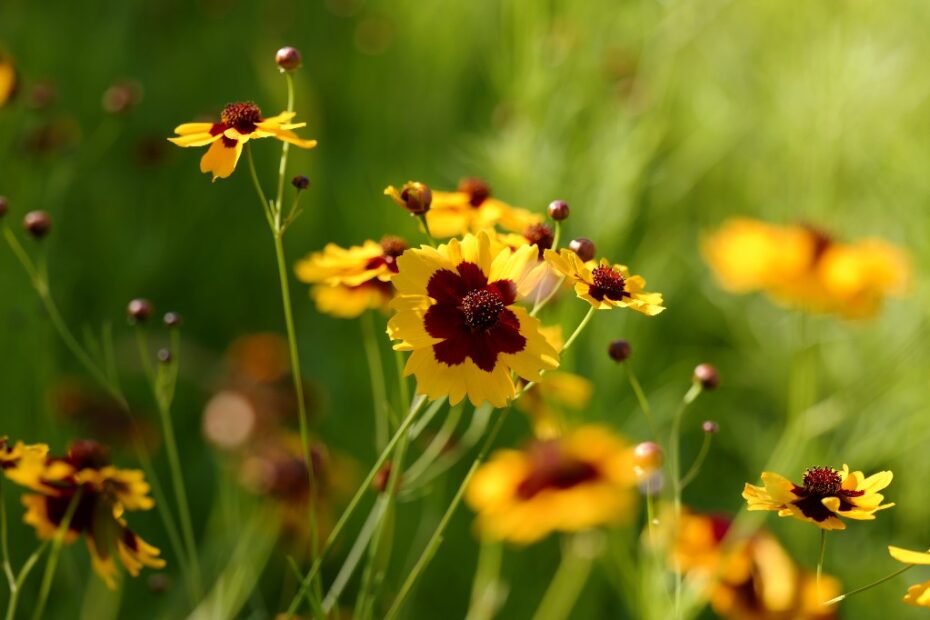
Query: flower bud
xmin=372 ymin=462 xmax=401 ymax=494
xmin=275 ymin=46 xmax=302 ymax=71
xmin=702 ymin=420 xmax=719 ymax=434
xmin=569 ymin=237 xmax=596 ymax=262
xmin=608 ymin=339 xmax=631 ymax=362
xmin=633 ymin=441 xmax=663 ymax=477
xmin=457 ymin=177 xmax=491 ymax=207
xmin=163 ymin=312 xmax=183 ymax=328
xmin=385 ymin=181 xmax=432 ymax=215
xmin=693 ymin=363 xmax=720 ymax=390
xmin=547 ymin=200 xmax=570 ymax=221
xmin=101 ymin=80 xmax=142 ymax=114
xmin=0 ymin=196 xmax=8 ymax=218
xmin=291 ymin=175 xmax=310 ymax=190
xmin=23 ymin=211 xmax=51 ymax=239
xmin=157 ymin=348 xmax=172 ymax=364
xmin=127 ymin=298 xmax=154 ymax=324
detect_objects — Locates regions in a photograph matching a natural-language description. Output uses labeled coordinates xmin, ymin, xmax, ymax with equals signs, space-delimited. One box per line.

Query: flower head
xmin=411 ymin=178 xmax=541 ymax=238
xmin=544 ymin=248 xmax=665 ymax=315
xmin=0 ymin=52 xmax=17 ymax=107
xmin=295 ymin=236 xmax=407 ymax=318
xmin=0 ymin=438 xmax=48 ymax=470
xmin=388 ymin=231 xmax=558 ymax=407
xmin=742 ymin=465 xmax=893 ymax=530
xmin=168 ymin=102 xmax=317 ymax=181
xmin=888 ymin=546 xmax=930 ymax=607
xmin=466 ymin=426 xmax=637 ymax=543
xmin=4 ymin=439 xmax=164 ymax=588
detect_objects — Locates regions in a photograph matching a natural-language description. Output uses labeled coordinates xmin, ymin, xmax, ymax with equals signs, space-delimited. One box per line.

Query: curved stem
xmin=561 ymin=306 xmax=596 ymax=352
xmin=531 ymin=534 xmax=599 ymax=620
xmin=823 ymin=564 xmax=914 ymax=606
xmin=5 ymin=542 xmax=48 ymax=620
xmin=625 ymin=363 xmax=657 ymax=438
xmin=679 ymin=432 xmax=713 ymax=490
xmin=274 ymin=72 xmax=296 ymax=216
xmin=362 ymin=312 xmax=390 ymax=450
xmin=1 ymin=482 xmax=14 ymax=590
xmin=31 ymin=489 xmax=82 ymax=620
xmin=416 ymin=214 xmax=438 ymax=247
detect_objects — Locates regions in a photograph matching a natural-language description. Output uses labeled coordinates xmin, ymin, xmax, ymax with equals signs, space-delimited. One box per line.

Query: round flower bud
xmin=569 ymin=237 xmax=596 ymax=262
xmin=547 ymin=200 xmax=570 ymax=221
xmin=693 ymin=363 xmax=720 ymax=390
xmin=127 ymin=298 xmax=154 ymax=324
xmin=372 ymin=462 xmax=400 ymax=494
xmin=163 ymin=312 xmax=183 ymax=328
xmin=608 ymin=339 xmax=632 ymax=362
xmin=275 ymin=46 xmax=302 ymax=71
xmin=23 ymin=211 xmax=51 ymax=239
xmin=389 ymin=181 xmax=432 ymax=215
xmin=157 ymin=348 xmax=172 ymax=364
xmin=292 ymin=175 xmax=310 ymax=190
xmin=633 ymin=441 xmax=663 ymax=476
xmin=0 ymin=196 xmax=9 ymax=218
xmin=702 ymin=420 xmax=720 ymax=434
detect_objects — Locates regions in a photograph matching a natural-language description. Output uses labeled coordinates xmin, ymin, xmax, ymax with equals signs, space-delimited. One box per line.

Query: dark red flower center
xmin=516 ymin=441 xmax=601 ymax=500
xmin=66 ymin=439 xmax=111 ymax=470
xmin=801 ymin=224 xmax=833 ymax=263
xmin=365 ymin=236 xmax=408 ymax=274
xmin=523 ymin=223 xmax=554 ymax=257
xmin=220 ymin=102 xmax=262 ymax=134
xmin=589 ymin=265 xmax=629 ymax=302
xmin=790 ymin=466 xmax=864 ymax=522
xmin=457 ymin=177 xmax=491 ymax=207
xmin=802 ymin=467 xmax=842 ymax=496
xmin=423 ymin=261 xmax=526 ymax=372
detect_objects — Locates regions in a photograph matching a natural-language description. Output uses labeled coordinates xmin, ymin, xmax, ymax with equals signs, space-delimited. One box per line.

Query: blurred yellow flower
xmin=888 ymin=546 xmax=930 ymax=608
xmin=543 ymin=248 xmax=665 ymax=315
xmin=0 ymin=53 xmax=17 ymax=107
xmin=742 ymin=465 xmax=893 ymax=530
xmin=168 ymin=102 xmax=317 ymax=181
xmin=4 ymin=440 xmax=165 ymax=588
xmin=703 ymin=218 xmax=909 ymax=319
xmin=0 ymin=437 xmax=48 ymax=471
xmin=295 ymin=236 xmax=407 ymax=318
xmin=388 ymin=231 xmax=558 ymax=407
xmin=466 ymin=425 xmax=637 ymax=543
xmin=422 ymin=178 xmax=541 ymax=238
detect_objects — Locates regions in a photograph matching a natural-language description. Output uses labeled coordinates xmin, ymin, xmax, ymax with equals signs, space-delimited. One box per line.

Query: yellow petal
xmin=199 ymin=139 xmax=243 ymax=181
xmin=890 ymin=546 xmax=930 ymax=565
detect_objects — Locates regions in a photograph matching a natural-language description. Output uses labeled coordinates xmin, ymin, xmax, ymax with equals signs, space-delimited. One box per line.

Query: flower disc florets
xmin=802 ymin=466 xmax=842 ymax=497
xmin=221 ymin=102 xmax=262 ymax=133
xmin=591 ymin=265 xmax=628 ymax=301
xmin=462 ymin=289 xmax=505 ymax=331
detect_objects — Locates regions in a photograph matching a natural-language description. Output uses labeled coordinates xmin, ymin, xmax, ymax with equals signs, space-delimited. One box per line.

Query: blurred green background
xmin=1 ymin=0 xmax=929 ymax=618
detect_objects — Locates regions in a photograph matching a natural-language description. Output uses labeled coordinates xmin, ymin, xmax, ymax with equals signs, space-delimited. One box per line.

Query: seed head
xmin=23 ymin=211 xmax=51 ymax=239
xmin=608 ymin=339 xmax=632 ymax=362
xmin=693 ymin=363 xmax=720 ymax=390
xmin=127 ymin=298 xmax=154 ymax=324
xmin=547 ymin=200 xmax=570 ymax=221
xmin=292 ymin=175 xmax=310 ymax=190
xmin=275 ymin=47 xmax=302 ymax=71
xmin=569 ymin=237 xmax=596 ymax=262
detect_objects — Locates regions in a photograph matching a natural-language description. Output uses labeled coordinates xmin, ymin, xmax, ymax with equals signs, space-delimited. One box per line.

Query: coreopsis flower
xmin=742 ymin=465 xmax=894 ymax=530
xmin=294 ymin=236 xmax=407 ymax=318
xmin=388 ymin=231 xmax=558 ymax=407
xmin=670 ymin=510 xmax=839 ymax=619
xmin=703 ymin=218 xmax=909 ymax=319
xmin=465 ymin=425 xmax=637 ymax=543
xmin=415 ymin=178 xmax=541 ymax=238
xmin=168 ymin=102 xmax=317 ymax=181
xmin=4 ymin=440 xmax=165 ymax=588
xmin=0 ymin=53 xmax=16 ymax=107
xmin=543 ymin=248 xmax=665 ymax=315
xmin=0 ymin=437 xmax=48 ymax=470
xmin=888 ymin=546 xmax=930 ymax=607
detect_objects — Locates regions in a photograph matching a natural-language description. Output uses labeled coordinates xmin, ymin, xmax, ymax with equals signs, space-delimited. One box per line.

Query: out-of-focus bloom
xmin=420 ymin=178 xmax=542 ymax=238
xmin=466 ymin=426 xmax=637 ymax=543
xmin=742 ymin=465 xmax=893 ymax=530
xmin=497 ymin=223 xmax=555 ymax=259
xmin=544 ymin=248 xmax=665 ymax=315
xmin=4 ymin=440 xmax=164 ymax=588
xmin=0 ymin=438 xmax=48 ymax=470
xmin=0 ymin=53 xmax=17 ymax=107
xmin=295 ymin=236 xmax=407 ymax=318
xmin=388 ymin=231 xmax=558 ymax=407
xmin=702 ymin=218 xmax=909 ymax=319
xmin=671 ymin=510 xmax=839 ymax=619
xmin=168 ymin=102 xmax=317 ymax=181
xmin=888 ymin=546 xmax=930 ymax=607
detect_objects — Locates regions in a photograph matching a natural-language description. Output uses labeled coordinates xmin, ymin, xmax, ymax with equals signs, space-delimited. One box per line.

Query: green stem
xmin=246 ymin=146 xmax=275 ymax=228
xmin=1 ymin=482 xmax=13 ymax=590
xmin=531 ymin=534 xmax=599 ymax=620
xmin=362 ymin=312 xmax=390 ymax=450
xmin=823 ymin=564 xmax=914 ymax=606
xmin=550 ymin=221 xmax=562 ymax=252
xmin=31 ymin=489 xmax=82 ymax=620
xmin=5 ymin=542 xmax=49 ymax=620
xmin=285 ymin=396 xmax=427 ymax=617
xmin=561 ymin=306 xmax=596 ymax=352
xmin=679 ymin=432 xmax=713 ymax=490
xmin=416 ymin=214 xmax=438 ymax=247
xmin=274 ymin=72 xmax=296 ymax=215
xmin=625 ymin=363 xmax=657 ymax=438
xmin=466 ymin=540 xmax=503 ymax=620
xmin=816 ymin=529 xmax=827 ymax=590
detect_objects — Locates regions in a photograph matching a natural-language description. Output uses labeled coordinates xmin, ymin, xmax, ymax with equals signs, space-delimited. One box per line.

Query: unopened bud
xmin=633 ymin=441 xmax=663 ymax=477
xmin=292 ymin=175 xmax=310 ymax=190
xmin=157 ymin=348 xmax=172 ymax=364
xmin=0 ymin=196 xmax=9 ymax=218
xmin=569 ymin=237 xmax=596 ymax=262
xmin=693 ymin=364 xmax=720 ymax=390
xmin=275 ymin=47 xmax=302 ymax=71
xmin=385 ymin=181 xmax=432 ymax=215
xmin=163 ymin=312 xmax=183 ymax=328
xmin=608 ymin=339 xmax=632 ymax=362
xmin=23 ymin=211 xmax=51 ymax=239
xmin=372 ymin=462 xmax=401 ymax=493
xmin=547 ymin=200 xmax=570 ymax=221
xmin=702 ymin=420 xmax=719 ymax=434
xmin=127 ymin=298 xmax=154 ymax=324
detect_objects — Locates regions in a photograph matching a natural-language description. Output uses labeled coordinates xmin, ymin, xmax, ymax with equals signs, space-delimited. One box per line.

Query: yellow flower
xmin=0 ymin=437 xmax=48 ymax=471
xmin=465 ymin=425 xmax=637 ymax=543
xmin=742 ymin=465 xmax=893 ymax=530
xmin=703 ymin=218 xmax=909 ymax=319
xmin=888 ymin=546 xmax=930 ymax=608
xmin=5 ymin=440 xmax=165 ymax=589
xmin=0 ymin=53 xmax=17 ymax=107
xmin=543 ymin=248 xmax=665 ymax=315
xmin=168 ymin=102 xmax=317 ymax=181
xmin=387 ymin=231 xmax=558 ymax=407
xmin=295 ymin=236 xmax=407 ymax=318
xmin=416 ymin=178 xmax=541 ymax=238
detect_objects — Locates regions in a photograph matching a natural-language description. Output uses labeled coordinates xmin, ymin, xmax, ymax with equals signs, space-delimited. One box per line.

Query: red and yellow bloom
xmin=410 ymin=178 xmax=541 ymax=238
xmin=169 ymin=102 xmax=317 ymax=181
xmin=388 ymin=231 xmax=557 ymax=407
xmin=742 ymin=465 xmax=894 ymax=530
xmin=888 ymin=546 xmax=930 ymax=608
